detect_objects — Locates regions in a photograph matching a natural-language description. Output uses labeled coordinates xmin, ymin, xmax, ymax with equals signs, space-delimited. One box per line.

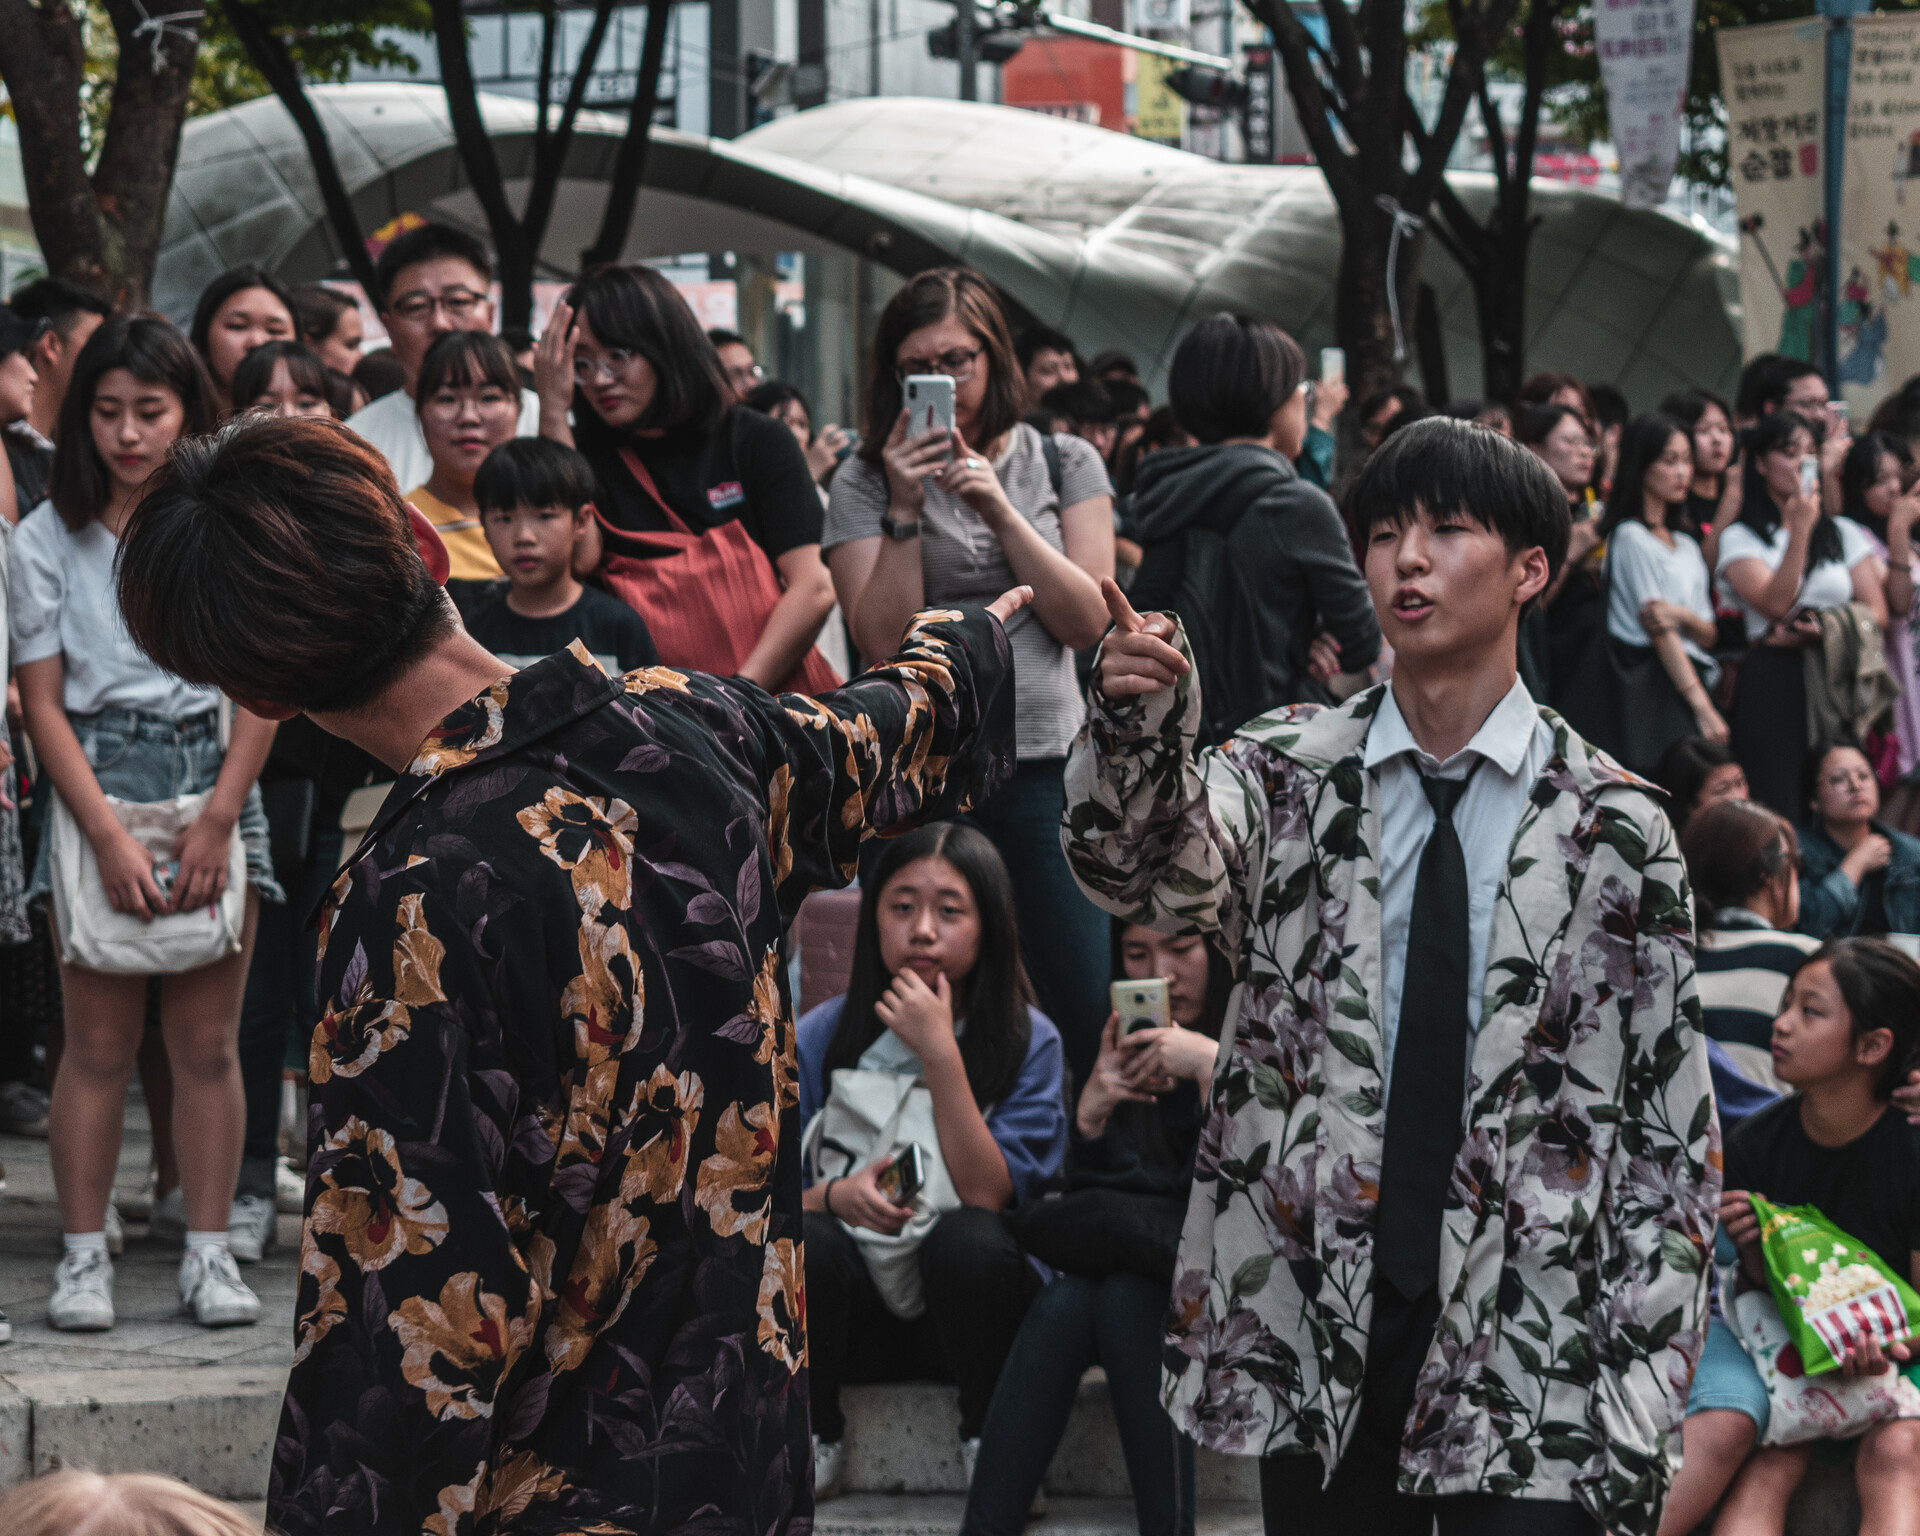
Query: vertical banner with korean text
xmin=1839 ymin=11 xmax=1920 ymax=409
xmin=1718 ymin=19 xmax=1827 ymax=367
xmin=1595 ymin=0 xmax=1697 ymax=208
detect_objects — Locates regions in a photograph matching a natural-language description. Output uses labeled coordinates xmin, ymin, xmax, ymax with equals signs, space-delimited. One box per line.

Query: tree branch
xmin=218 ymin=0 xmax=380 ymax=300
xmin=581 ymin=0 xmax=669 ymax=268
xmin=534 ymin=1 xmax=555 ymax=185
xmin=429 ymin=0 xmax=521 ymax=253
xmin=523 ymin=0 xmax=616 ymax=254
xmin=1249 ymin=0 xmax=1360 ymax=206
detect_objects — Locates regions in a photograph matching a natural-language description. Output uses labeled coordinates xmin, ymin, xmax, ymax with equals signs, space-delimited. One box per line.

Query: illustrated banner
xmin=1838 ymin=11 xmax=1920 ymax=407
xmin=1595 ymin=0 xmax=1698 ymax=208
xmin=1718 ymin=19 xmax=1826 ymax=369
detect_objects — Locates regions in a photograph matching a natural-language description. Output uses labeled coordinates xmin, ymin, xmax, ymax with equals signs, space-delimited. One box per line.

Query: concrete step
xmin=813 ymin=1494 xmax=1263 ymax=1535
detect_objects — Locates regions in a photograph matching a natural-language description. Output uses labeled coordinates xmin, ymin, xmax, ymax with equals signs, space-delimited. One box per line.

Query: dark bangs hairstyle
xmin=564 ymin=263 xmax=729 ymax=444
xmin=741 ymin=378 xmax=813 ymax=434
xmin=1680 ymin=798 xmax=1797 ymax=917
xmin=230 ymin=340 xmax=334 ymax=417
xmin=860 ymin=267 xmax=1024 ymax=464
xmin=1516 ymin=371 xmax=1596 ymax=424
xmin=1598 ymin=412 xmax=1691 ymax=543
xmin=51 ymin=315 xmax=216 ymax=532
xmin=1652 ymin=735 xmax=1740 ymax=830
xmin=1794 ymin=936 xmax=1920 ymax=1098
xmin=1737 ymin=409 xmax=1842 ymax=569
xmin=474 ymin=436 xmax=598 ymax=516
xmin=1348 ymin=415 xmax=1571 ymax=597
xmin=188 ymin=264 xmax=295 ymax=364
xmin=1167 ymin=312 xmax=1305 ymax=445
xmin=412 ymin=329 xmax=521 ymax=415
xmin=117 ymin=414 xmax=455 ymax=714
xmin=288 ymin=283 xmax=357 ymax=347
xmin=1841 ymin=430 xmax=1913 ymax=539
xmin=823 ymin=822 xmax=1033 ymax=1106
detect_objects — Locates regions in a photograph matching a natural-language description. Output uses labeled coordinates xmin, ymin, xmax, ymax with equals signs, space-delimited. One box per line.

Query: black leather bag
xmin=1004 ymin=1187 xmax=1187 ymax=1286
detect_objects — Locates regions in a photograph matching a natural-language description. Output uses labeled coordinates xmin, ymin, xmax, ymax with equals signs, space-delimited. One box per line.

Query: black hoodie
xmin=1128 ymin=442 xmax=1381 ymax=744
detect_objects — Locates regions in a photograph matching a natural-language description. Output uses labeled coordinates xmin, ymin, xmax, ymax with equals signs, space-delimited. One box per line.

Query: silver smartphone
xmin=1320 ymin=346 xmax=1345 ymax=385
xmin=1800 ymin=454 xmax=1820 ymax=498
xmin=904 ymin=374 xmax=957 ymax=450
xmin=1111 ymin=978 xmax=1171 ymax=1036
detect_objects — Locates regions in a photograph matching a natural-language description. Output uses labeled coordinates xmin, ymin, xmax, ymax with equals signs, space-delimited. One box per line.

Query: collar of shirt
xmin=1361 ymin=674 xmax=1541 ymax=780
xmin=5 ymin=420 xmax=52 ymax=452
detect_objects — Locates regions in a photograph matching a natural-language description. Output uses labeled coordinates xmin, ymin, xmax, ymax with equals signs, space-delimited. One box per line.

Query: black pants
xmin=1729 ymin=644 xmax=1809 ymax=822
xmin=804 ymin=1205 xmax=1041 ymax=1442
xmin=1260 ymin=1279 xmax=1600 ymax=1536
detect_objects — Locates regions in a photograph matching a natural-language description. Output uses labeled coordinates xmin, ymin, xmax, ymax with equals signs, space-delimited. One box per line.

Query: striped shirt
xmin=1697 ymin=917 xmax=1819 ymax=1049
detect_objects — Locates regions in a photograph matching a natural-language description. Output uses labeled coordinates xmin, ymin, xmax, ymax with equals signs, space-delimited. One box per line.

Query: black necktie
xmin=1375 ymin=767 xmax=1476 ymax=1301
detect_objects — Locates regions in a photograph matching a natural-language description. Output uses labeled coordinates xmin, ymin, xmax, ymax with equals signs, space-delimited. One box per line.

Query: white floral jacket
xmin=1061 ymin=625 xmax=1720 ymax=1536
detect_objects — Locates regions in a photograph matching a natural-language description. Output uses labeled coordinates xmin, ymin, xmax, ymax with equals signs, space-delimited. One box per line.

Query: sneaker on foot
xmin=180 ymin=1246 xmax=260 ymax=1327
xmin=0 ymin=1306 xmax=12 ymax=1344
xmin=149 ymin=1186 xmax=186 ymax=1244
xmin=813 ymin=1436 xmax=845 ymax=1501
xmin=960 ymin=1436 xmax=1045 ymax=1515
xmin=0 ymin=1081 xmax=49 ymax=1137
xmin=275 ymin=1155 xmax=305 ymax=1215
xmin=227 ymin=1195 xmax=277 ymax=1264
xmin=103 ymin=1203 xmax=124 ymax=1257
xmin=49 ymin=1249 xmax=115 ymax=1331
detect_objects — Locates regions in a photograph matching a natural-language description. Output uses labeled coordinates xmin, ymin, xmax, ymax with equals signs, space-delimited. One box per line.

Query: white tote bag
xmin=49 ymin=789 xmax=247 ymax=975
xmin=803 ymin=1066 xmax=960 ymax=1320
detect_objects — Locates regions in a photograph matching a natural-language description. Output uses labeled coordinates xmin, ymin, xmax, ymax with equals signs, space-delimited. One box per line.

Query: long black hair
xmin=1599 ymin=412 xmax=1691 ymax=545
xmin=565 ymin=262 xmax=730 ymax=444
xmin=823 ymin=822 xmax=1032 ymax=1106
xmin=1738 ymin=409 xmax=1843 ymax=570
xmin=1841 ymin=430 xmax=1912 ymax=542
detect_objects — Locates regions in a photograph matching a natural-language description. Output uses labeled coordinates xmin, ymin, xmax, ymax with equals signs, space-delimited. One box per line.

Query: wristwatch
xmin=880 ymin=511 xmax=922 ymax=542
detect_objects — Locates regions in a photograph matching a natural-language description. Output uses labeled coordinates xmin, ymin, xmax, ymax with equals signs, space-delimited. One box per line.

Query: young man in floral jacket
xmin=1063 ymin=417 xmax=1719 ymax=1536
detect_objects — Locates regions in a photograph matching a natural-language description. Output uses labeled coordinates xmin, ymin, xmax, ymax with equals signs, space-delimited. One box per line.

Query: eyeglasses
xmin=388 ymin=288 xmax=487 ymax=322
xmin=1819 ymin=767 xmax=1876 ymax=789
xmin=573 ymin=348 xmax=640 ymax=383
xmin=896 ymin=345 xmax=985 ymax=383
xmin=727 ymin=362 xmax=765 ymax=387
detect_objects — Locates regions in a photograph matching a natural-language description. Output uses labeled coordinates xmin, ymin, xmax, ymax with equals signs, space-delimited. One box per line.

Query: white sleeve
xmin=7 ymin=506 xmax=65 ymax=668
xmin=1607 ymin=522 xmax=1669 ymax=613
xmin=1835 ymin=516 xmax=1878 ymax=570
xmin=1714 ymin=521 xmax=1770 ymax=578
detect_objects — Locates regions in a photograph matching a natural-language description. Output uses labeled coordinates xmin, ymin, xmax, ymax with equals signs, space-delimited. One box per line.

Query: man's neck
xmin=1387 ymin=652 xmax=1519 ymax=763
xmin=311 ymin=629 xmax=511 ymax=772
xmin=506 ymin=573 xmax=582 ymax=620
xmin=1798 ymin=1077 xmax=1888 ymax=1148
xmin=26 ymin=400 xmax=57 ymax=441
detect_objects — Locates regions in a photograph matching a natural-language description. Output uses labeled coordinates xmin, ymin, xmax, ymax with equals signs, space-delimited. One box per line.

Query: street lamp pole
xmin=958 ymin=1 xmax=978 ymax=100
xmin=1821 ymin=0 xmax=1869 ymax=391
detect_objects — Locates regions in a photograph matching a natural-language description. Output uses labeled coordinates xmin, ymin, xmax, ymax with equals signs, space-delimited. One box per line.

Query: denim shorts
xmin=1687 ymin=1315 xmax=1771 ymax=1436
xmin=28 ymin=707 xmax=283 ymax=906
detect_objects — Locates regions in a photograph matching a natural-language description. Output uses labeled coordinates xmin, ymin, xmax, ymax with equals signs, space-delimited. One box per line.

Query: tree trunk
xmin=0 ymin=0 xmax=198 ymax=308
xmin=581 ymin=0 xmax=672 ymax=270
xmin=1477 ymin=206 xmax=1533 ymax=405
xmin=1333 ymin=195 xmax=1426 ymax=404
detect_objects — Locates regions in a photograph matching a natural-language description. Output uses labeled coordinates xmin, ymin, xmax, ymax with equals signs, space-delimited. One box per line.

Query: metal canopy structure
xmin=154 ymin=85 xmax=1743 ymax=402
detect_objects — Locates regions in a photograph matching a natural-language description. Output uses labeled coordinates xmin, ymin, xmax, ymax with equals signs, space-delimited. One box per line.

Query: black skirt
xmin=1730 ymin=644 xmax=1810 ymax=820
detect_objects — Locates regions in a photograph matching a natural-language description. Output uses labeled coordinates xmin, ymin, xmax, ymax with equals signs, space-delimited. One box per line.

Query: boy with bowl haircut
xmin=1063 ymin=417 xmax=1719 ymax=1536
xmin=466 ymin=437 xmax=658 ymax=676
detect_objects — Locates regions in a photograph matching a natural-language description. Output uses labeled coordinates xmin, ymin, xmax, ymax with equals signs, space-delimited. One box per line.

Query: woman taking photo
xmin=1840 ymin=432 xmax=1920 ymax=809
xmin=533 ymin=264 xmax=835 ymax=691
xmin=964 ymin=922 xmax=1227 ymax=1536
xmin=824 ymin=267 xmax=1114 ymax=1083
xmin=1796 ymin=741 xmax=1920 ymax=939
xmin=404 ymin=330 xmax=522 ymax=592
xmin=1587 ymin=412 xmax=1725 ymax=768
xmin=10 ymin=316 xmax=280 ymax=1332
xmin=1717 ymin=411 xmax=1885 ymax=818
xmin=188 ymin=265 xmax=295 ymax=420
xmin=798 ymin=823 xmax=1066 ymax=1500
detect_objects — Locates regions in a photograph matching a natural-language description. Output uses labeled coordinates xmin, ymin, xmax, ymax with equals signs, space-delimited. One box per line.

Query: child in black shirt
xmin=466 ymin=438 xmax=657 ymax=676
xmin=1713 ymin=937 xmax=1920 ymax=1532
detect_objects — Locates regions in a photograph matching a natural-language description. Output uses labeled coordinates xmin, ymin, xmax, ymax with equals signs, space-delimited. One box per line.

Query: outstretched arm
xmin=1060 ymin=580 xmax=1270 ymax=947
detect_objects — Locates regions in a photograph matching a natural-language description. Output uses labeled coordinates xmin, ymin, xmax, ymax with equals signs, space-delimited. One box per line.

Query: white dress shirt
xmin=1363 ymin=676 xmax=1556 ymax=1083
xmin=345 ymin=384 xmax=541 ymax=493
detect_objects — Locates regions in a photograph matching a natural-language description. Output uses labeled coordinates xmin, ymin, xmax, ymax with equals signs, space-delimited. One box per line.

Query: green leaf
xmin=1253 ymin=1064 xmax=1288 ymax=1110
xmin=1660 ymin=1227 xmax=1703 ymax=1276
xmin=1326 ymin=1029 xmax=1377 ymax=1070
xmin=1231 ymin=1253 xmax=1274 ymax=1300
xmin=1334 ymin=993 xmax=1372 ymax=1021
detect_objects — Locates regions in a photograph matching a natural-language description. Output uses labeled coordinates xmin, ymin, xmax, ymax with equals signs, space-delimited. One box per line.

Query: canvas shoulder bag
xmin=802 ymin=1066 xmax=961 ymax=1319
xmin=49 ymin=789 xmax=247 ymax=974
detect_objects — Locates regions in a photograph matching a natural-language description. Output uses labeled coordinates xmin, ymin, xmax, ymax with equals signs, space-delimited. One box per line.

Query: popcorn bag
xmin=1751 ymin=1195 xmax=1920 ymax=1375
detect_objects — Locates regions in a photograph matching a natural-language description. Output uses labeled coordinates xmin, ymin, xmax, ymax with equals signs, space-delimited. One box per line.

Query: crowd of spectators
xmin=3 ymin=223 xmax=1920 ymax=1534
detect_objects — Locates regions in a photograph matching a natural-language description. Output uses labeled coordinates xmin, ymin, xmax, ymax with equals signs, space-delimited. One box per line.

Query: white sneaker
xmin=180 ymin=1246 xmax=260 ymax=1327
xmin=0 ymin=1306 xmax=12 ymax=1343
xmin=103 ymin=1203 xmax=124 ymax=1256
xmin=48 ymin=1249 xmax=115 ymax=1331
xmin=275 ymin=1155 xmax=305 ymax=1215
xmin=226 ymin=1195 xmax=277 ymax=1264
xmin=961 ymin=1436 xmax=1045 ymax=1516
xmin=149 ymin=1186 xmax=186 ymax=1244
xmin=813 ymin=1436 xmax=845 ymax=1501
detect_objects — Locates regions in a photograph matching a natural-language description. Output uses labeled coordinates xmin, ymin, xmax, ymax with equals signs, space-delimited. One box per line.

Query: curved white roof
xmin=156 ymin=84 xmax=1740 ymax=402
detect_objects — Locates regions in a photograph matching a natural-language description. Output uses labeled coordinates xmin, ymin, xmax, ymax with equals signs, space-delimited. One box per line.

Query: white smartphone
xmin=1111 ymin=978 xmax=1171 ymax=1036
xmin=1800 ymin=454 xmax=1820 ymax=498
xmin=1320 ymin=347 xmax=1345 ymax=385
xmin=904 ymin=374 xmax=956 ymax=450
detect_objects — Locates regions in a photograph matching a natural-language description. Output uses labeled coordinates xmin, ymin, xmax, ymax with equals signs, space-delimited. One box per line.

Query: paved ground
xmin=0 ymin=1091 xmax=298 ymax=1377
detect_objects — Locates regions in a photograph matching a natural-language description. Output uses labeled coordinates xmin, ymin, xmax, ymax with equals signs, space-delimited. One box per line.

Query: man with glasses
xmin=343 ymin=223 xmax=540 ymax=490
xmin=708 ymin=328 xmax=765 ymax=400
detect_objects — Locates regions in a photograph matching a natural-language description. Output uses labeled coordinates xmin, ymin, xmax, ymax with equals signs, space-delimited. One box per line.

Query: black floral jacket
xmin=267 ymin=608 xmax=1014 ymax=1536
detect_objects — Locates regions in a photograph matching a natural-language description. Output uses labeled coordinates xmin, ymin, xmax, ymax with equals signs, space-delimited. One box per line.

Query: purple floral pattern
xmin=269 ymin=611 xmax=1014 ymax=1536
xmin=1062 ymin=620 xmax=1719 ymax=1536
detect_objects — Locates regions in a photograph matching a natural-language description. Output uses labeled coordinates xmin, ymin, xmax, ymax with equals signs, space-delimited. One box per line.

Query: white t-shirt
xmin=345 ymin=385 xmax=541 ymax=493
xmin=1715 ymin=514 xmax=1877 ymax=641
xmin=1605 ymin=520 xmax=1718 ymax=680
xmin=8 ymin=501 xmax=220 ymax=718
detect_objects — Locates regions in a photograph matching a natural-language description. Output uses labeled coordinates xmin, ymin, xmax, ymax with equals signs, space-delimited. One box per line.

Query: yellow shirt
xmin=403 ymin=485 xmax=504 ymax=582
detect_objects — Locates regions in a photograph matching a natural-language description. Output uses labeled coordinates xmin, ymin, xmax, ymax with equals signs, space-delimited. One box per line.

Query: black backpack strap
xmin=1042 ymin=432 xmax=1064 ymax=502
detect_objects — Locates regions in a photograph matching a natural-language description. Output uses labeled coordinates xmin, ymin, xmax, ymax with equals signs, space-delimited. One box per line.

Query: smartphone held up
xmin=905 ymin=374 xmax=956 ymax=467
